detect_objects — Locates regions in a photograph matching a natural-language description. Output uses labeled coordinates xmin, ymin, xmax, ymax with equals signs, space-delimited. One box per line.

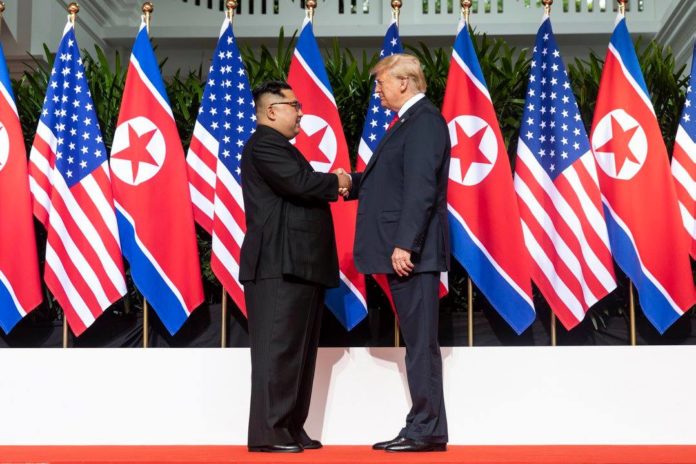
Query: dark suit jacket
xmin=239 ymin=124 xmax=340 ymax=288
xmin=348 ymin=97 xmax=451 ymax=274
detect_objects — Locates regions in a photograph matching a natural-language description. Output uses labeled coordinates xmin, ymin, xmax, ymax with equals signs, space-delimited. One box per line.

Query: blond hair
xmin=371 ymin=53 xmax=427 ymax=93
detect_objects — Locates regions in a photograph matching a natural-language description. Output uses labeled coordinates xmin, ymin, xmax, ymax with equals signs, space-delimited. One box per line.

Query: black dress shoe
xmin=385 ymin=438 xmax=447 ymax=452
xmin=301 ymin=439 xmax=323 ymax=450
xmin=372 ymin=436 xmax=407 ymax=450
xmin=248 ymin=443 xmax=303 ymax=453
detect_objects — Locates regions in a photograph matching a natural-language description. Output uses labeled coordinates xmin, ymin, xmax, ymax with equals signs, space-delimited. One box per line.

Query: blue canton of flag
xmin=681 ymin=83 xmax=695 ymax=134
xmin=41 ymin=29 xmax=107 ymax=186
xmin=519 ymin=22 xmax=589 ymax=177
xmin=197 ymin=24 xmax=256 ymax=184
xmin=29 ymin=20 xmax=126 ymax=335
xmin=187 ymin=19 xmax=256 ymax=315
xmin=515 ymin=17 xmax=616 ymax=329
xmin=671 ymin=42 xmax=696 ymax=258
xmin=357 ymin=19 xmax=402 ymax=170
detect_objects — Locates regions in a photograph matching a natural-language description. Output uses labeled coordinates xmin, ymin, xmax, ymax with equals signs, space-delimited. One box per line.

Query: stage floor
xmin=1 ymin=446 xmax=695 ymax=463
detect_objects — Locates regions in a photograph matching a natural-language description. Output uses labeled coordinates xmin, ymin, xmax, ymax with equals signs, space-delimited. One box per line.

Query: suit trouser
xmin=388 ymin=271 xmax=448 ymax=443
xmin=244 ymin=276 xmax=324 ymax=446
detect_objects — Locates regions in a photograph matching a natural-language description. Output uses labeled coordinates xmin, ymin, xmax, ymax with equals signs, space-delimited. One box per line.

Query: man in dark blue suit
xmin=346 ymin=54 xmax=451 ymax=452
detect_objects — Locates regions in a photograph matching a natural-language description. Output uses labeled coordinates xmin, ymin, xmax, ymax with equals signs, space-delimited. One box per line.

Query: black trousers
xmin=388 ymin=272 xmax=448 ymax=443
xmin=244 ymin=276 xmax=324 ymax=447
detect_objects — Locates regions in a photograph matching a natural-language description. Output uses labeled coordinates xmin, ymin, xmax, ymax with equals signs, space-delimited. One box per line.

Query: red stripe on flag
xmin=43 ymin=266 xmax=88 ymax=336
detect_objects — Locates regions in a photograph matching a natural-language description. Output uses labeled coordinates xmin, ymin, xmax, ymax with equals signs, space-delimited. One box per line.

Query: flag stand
xmin=391 ymin=0 xmax=401 ymax=349
xmin=140 ymin=1 xmax=154 ymax=350
xmin=143 ymin=299 xmax=149 ymax=347
xmin=63 ymin=315 xmax=69 ymax=348
xmin=550 ymin=312 xmax=557 ymax=346
xmin=58 ymin=2 xmax=82 ymax=351
xmin=218 ymin=0 xmax=237 ymax=350
xmin=629 ymin=282 xmax=636 ymax=346
xmin=616 ymin=0 xmax=635 ymax=346
xmin=221 ymin=291 xmax=228 ymax=348
xmin=460 ymin=0 xmax=474 ymax=349
xmin=467 ymin=277 xmax=473 ymax=347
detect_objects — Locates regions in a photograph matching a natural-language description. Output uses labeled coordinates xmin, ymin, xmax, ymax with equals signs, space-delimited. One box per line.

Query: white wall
xmin=1 ymin=346 xmax=695 ymax=445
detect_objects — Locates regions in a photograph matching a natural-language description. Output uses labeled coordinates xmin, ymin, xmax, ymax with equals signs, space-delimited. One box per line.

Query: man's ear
xmin=264 ymin=104 xmax=275 ymax=121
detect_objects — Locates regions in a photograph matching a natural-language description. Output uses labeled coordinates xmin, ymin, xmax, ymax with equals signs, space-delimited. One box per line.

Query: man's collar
xmin=398 ymin=93 xmax=425 ymax=118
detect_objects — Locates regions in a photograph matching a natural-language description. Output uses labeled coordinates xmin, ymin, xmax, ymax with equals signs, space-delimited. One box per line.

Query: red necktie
xmin=387 ymin=115 xmax=399 ymax=130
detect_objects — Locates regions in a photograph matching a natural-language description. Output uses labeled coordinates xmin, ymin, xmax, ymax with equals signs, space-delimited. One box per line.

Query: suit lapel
xmin=362 ymin=98 xmax=427 ymax=179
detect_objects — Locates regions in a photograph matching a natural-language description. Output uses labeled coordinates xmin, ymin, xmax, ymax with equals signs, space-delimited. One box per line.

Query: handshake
xmin=332 ymin=168 xmax=352 ymax=197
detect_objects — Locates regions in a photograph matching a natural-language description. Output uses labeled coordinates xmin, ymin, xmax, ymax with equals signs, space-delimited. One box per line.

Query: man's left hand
xmin=391 ymin=247 xmax=414 ymax=277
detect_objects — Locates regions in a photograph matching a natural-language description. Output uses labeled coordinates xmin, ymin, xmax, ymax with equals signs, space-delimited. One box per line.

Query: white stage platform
xmin=1 ymin=346 xmax=695 ymax=445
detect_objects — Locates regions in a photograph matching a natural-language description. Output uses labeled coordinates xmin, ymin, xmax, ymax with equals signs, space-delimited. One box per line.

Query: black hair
xmin=252 ymin=80 xmax=292 ymax=107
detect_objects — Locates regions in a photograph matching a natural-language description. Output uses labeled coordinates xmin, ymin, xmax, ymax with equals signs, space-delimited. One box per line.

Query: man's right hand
xmin=333 ymin=168 xmax=351 ymax=197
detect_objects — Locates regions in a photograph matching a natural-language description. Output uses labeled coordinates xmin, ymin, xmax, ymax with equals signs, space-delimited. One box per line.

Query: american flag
xmin=514 ymin=17 xmax=616 ymax=330
xmin=357 ymin=19 xmax=402 ymax=171
xmin=672 ymin=42 xmax=696 ymax=259
xmin=29 ymin=20 xmax=127 ymax=336
xmin=187 ymin=19 xmax=255 ymax=315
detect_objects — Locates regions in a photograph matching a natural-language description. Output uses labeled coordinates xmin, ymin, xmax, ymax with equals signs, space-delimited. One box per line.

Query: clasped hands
xmin=332 ymin=168 xmax=352 ymax=197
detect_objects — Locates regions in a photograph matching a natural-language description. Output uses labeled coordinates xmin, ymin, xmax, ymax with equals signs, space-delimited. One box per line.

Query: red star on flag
xmin=112 ymin=124 xmax=159 ymax=181
xmin=452 ymin=122 xmax=490 ymax=180
xmin=295 ymin=124 xmax=331 ymax=164
xmin=595 ymin=116 xmax=640 ymax=174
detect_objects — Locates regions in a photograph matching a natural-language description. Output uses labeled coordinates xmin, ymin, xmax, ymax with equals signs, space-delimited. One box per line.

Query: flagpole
xmin=615 ymin=0 xmax=634 ymax=346
xmin=305 ymin=0 xmax=316 ymax=20
xmin=629 ymin=282 xmax=636 ymax=346
xmin=60 ymin=2 xmax=82 ymax=350
xmin=618 ymin=0 xmax=626 ymax=15
xmin=461 ymin=0 xmax=471 ymax=23
xmin=0 ymin=2 xmax=4 ymax=36
xmin=143 ymin=2 xmax=153 ymax=32
xmin=218 ymin=0 xmax=238 ymax=349
xmin=467 ymin=277 xmax=473 ymax=347
xmin=541 ymin=0 xmax=557 ymax=347
xmin=141 ymin=1 xmax=153 ymax=349
xmin=459 ymin=0 xmax=474 ymax=347
xmin=391 ymin=0 xmax=402 ymax=349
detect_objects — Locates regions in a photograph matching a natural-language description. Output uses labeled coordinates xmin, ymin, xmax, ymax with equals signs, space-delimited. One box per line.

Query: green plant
xmin=10 ymin=31 xmax=691 ymax=330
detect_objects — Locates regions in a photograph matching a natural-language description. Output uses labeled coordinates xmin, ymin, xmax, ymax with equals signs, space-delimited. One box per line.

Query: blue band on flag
xmin=0 ymin=44 xmax=15 ymax=100
xmin=603 ymin=205 xmax=681 ymax=334
xmin=116 ymin=210 xmax=189 ymax=335
xmin=296 ymin=21 xmax=333 ymax=93
xmin=0 ymin=281 xmax=22 ymax=334
xmin=325 ymin=282 xmax=367 ymax=331
xmin=449 ymin=213 xmax=535 ymax=334
xmin=454 ymin=24 xmax=487 ymax=88
xmin=610 ymin=19 xmax=650 ymax=97
xmin=132 ymin=26 xmax=171 ymax=106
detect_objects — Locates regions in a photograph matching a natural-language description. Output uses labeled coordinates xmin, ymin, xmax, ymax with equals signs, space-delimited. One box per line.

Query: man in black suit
xmin=346 ymin=54 xmax=450 ymax=452
xmin=239 ymin=81 xmax=351 ymax=453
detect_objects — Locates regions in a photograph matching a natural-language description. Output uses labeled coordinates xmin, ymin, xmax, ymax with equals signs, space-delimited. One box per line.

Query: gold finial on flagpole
xmin=542 ymin=0 xmax=553 ymax=15
xmin=68 ymin=2 xmax=79 ymax=24
xmin=391 ymin=0 xmax=402 ymax=23
xmin=461 ymin=0 xmax=471 ymax=23
xmin=142 ymin=2 xmax=154 ymax=32
xmin=0 ymin=2 xmax=5 ymax=35
xmin=226 ymin=0 xmax=237 ymax=21
xmin=617 ymin=0 xmax=627 ymax=15
xmin=305 ymin=0 xmax=316 ymax=20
